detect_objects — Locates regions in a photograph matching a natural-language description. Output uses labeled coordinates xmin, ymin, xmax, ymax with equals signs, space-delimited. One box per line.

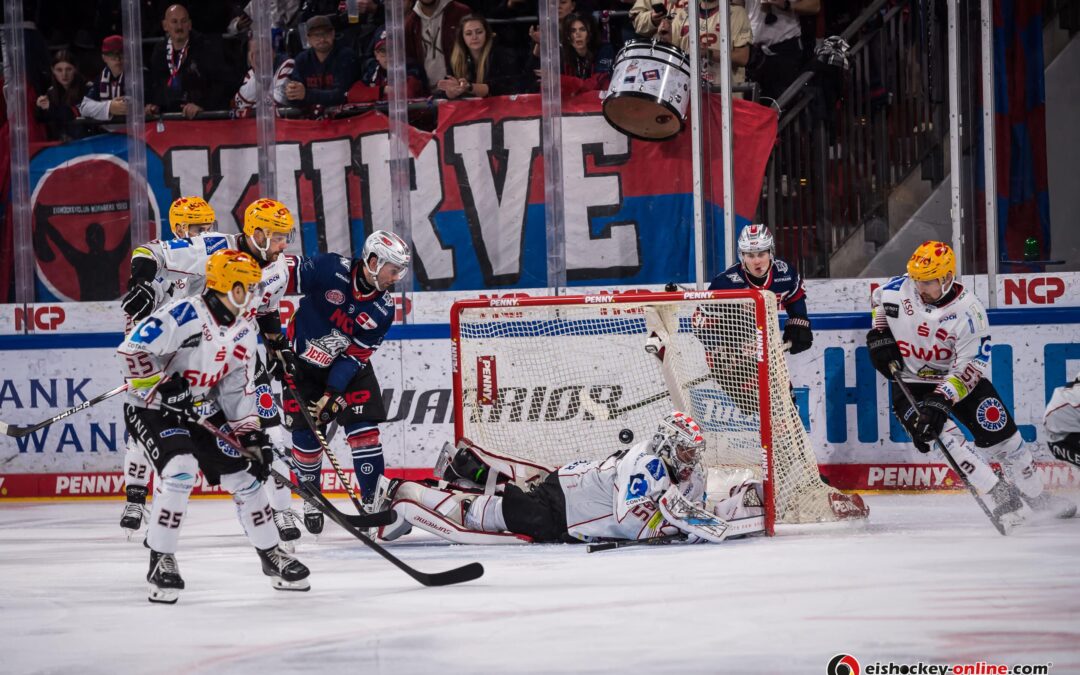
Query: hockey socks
xmin=347 ymin=427 xmax=383 ymax=506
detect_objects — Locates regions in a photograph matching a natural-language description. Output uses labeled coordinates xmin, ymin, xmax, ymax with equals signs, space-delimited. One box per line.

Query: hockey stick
xmin=195 ymin=416 xmax=484 ymax=586
xmin=273 ymin=349 xmax=368 ymax=515
xmin=0 ymin=383 xmax=129 ymax=438
xmin=265 ymin=445 xmax=395 ymax=529
xmin=889 ymin=365 xmax=1009 ymax=535
xmin=586 ymin=533 xmax=687 ymax=553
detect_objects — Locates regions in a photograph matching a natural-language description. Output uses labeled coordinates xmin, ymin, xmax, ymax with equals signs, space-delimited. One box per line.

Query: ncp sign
xmin=13 ymin=305 xmax=67 ymax=331
xmin=1003 ymin=277 xmax=1066 ymax=305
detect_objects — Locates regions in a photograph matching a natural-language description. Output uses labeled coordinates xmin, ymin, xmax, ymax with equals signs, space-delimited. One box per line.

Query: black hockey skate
xmin=1021 ymin=491 xmax=1077 ymax=519
xmin=147 ymin=549 xmax=185 ymax=604
xmin=302 ymin=500 xmax=324 ymax=535
xmin=988 ymin=478 xmax=1026 ymax=532
xmin=257 ymin=545 xmax=311 ymax=591
xmin=120 ymin=485 xmax=148 ymax=536
xmin=273 ymin=509 xmax=302 ymax=550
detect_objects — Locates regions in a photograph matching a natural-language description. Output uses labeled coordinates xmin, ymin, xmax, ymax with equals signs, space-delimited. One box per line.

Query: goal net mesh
xmin=452 ymin=291 xmax=845 ymax=526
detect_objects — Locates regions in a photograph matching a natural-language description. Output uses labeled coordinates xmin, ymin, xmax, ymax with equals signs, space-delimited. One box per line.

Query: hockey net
xmin=451 ymin=290 xmax=852 ymax=534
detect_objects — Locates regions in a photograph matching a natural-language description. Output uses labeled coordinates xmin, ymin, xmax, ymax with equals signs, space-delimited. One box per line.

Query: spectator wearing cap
xmin=145 ymin=4 xmax=232 ymax=118
xmin=405 ymin=0 xmax=472 ymax=91
xmin=347 ymin=30 xmax=426 ymax=103
xmin=285 ymin=15 xmax=358 ymax=109
xmin=74 ymin=35 xmax=131 ymax=121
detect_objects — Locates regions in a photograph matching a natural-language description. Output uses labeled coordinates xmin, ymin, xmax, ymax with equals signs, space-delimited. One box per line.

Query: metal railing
xmin=760 ymin=0 xmax=946 ymax=277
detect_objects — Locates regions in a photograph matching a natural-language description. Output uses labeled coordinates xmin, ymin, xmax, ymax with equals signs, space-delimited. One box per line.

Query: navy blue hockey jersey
xmin=707 ymin=259 xmax=808 ymax=317
xmin=286 ymin=253 xmax=396 ymax=393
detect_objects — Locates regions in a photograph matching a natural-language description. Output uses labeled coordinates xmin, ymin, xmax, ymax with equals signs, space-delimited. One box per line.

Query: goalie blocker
xmin=375 ymin=413 xmax=769 ymax=546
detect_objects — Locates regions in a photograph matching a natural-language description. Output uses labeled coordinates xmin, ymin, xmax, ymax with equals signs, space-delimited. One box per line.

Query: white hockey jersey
xmin=118 ymin=295 xmax=260 ymax=433
xmin=558 ymin=441 xmax=706 ymax=542
xmin=126 ymin=236 xmax=210 ymax=332
xmin=157 ymin=233 xmax=293 ymax=320
xmin=871 ymin=276 xmax=991 ymax=404
xmin=1045 ymin=369 xmax=1080 ymax=442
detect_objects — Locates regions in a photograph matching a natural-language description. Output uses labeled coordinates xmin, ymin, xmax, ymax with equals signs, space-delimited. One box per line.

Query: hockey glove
xmin=236 ymin=429 xmax=273 ymax=481
xmin=1048 ymin=433 xmax=1080 ymax=468
xmin=912 ymin=393 xmax=951 ymax=449
xmin=782 ymin=316 xmax=813 ymax=355
xmin=262 ymin=333 xmax=294 ymax=383
xmin=122 ymin=280 xmax=156 ymax=322
xmin=157 ymin=377 xmax=197 ymax=422
xmin=309 ymin=391 xmax=347 ymax=426
xmin=866 ymin=327 xmax=903 ymax=380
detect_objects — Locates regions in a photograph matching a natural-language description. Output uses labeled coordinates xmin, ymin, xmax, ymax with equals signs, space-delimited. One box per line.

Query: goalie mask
xmin=360 ymin=230 xmax=411 ymax=291
xmin=652 ymin=411 xmax=705 ymax=482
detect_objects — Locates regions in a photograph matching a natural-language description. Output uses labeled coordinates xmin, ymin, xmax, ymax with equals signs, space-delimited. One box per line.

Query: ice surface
xmin=1 ymin=493 xmax=1078 ymax=674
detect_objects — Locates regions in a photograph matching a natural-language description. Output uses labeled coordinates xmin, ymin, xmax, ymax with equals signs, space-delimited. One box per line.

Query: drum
xmin=602 ymin=39 xmax=692 ymax=141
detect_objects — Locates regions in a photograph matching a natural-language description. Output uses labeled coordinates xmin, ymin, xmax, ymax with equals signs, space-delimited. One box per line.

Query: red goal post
xmin=451 ymin=290 xmax=849 ymax=535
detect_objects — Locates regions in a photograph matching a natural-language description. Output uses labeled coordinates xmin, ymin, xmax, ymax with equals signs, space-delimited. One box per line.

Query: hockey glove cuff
xmin=912 ymin=393 xmax=951 ymax=448
xmin=309 ymin=392 xmax=347 ymax=425
xmin=236 ymin=429 xmax=273 ymax=480
xmin=866 ymin=327 xmax=903 ymax=380
xmin=157 ymin=377 xmax=197 ymax=422
xmin=782 ymin=316 xmax=813 ymax=355
xmin=122 ymin=280 xmax=156 ymax=322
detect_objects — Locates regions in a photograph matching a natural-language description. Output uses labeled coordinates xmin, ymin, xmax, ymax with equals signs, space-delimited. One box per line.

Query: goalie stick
xmin=194 ymin=416 xmax=484 ymax=586
xmin=890 ymin=364 xmax=1011 ymax=536
xmin=0 ymin=383 xmax=129 ymax=438
xmin=586 ymin=533 xmax=687 ymax=553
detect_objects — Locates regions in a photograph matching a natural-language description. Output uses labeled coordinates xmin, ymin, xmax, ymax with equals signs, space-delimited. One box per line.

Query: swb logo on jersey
xmin=976 ymin=398 xmax=1008 ymax=432
xmin=255 ymin=383 xmax=278 ymax=419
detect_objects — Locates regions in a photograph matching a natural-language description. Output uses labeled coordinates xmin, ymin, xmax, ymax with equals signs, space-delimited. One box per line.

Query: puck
xmin=618 ymin=429 xmax=634 ymax=444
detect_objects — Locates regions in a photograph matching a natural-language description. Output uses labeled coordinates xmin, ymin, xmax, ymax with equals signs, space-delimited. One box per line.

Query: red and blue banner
xmin=14 ymin=92 xmax=776 ymax=300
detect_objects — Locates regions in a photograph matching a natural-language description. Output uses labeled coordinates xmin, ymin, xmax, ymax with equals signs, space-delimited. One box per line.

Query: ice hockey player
xmin=372 ymin=411 xmax=766 ymax=545
xmin=282 ymin=230 xmax=411 ymax=535
xmin=118 ymin=249 xmax=310 ymax=604
xmin=118 ymin=196 xmax=217 ymax=536
xmin=866 ymin=241 xmax=1075 ymax=524
xmin=1044 ymin=370 xmax=1080 ymax=469
xmin=117 ymin=198 xmax=303 ymax=546
xmin=707 ymin=224 xmax=813 ymax=355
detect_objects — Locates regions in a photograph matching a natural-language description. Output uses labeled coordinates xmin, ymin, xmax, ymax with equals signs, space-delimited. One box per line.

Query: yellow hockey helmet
xmin=906 ymin=241 xmax=956 ymax=282
xmin=243 ymin=198 xmax=295 ymax=238
xmin=205 ymin=249 xmax=262 ymax=297
xmin=168 ymin=196 xmax=216 ymax=238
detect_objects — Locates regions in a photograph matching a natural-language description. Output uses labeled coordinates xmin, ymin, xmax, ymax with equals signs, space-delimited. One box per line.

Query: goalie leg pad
xmin=464 ymin=495 xmax=508 ymax=532
xmin=441 ymin=437 xmax=554 ymax=489
xmin=708 ymin=481 xmax=766 ymax=539
xmin=391 ymin=500 xmax=531 ymax=545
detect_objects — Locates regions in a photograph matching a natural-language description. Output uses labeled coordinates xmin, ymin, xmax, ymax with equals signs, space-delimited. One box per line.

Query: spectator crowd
xmin=11 ymin=0 xmax=875 ymax=140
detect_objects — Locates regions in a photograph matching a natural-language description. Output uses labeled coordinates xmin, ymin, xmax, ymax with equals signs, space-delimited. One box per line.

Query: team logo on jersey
xmin=626 ymin=474 xmax=649 ymax=500
xmin=130 ymin=317 xmax=164 ymax=344
xmin=646 ymin=458 xmax=666 ymax=481
xmin=215 ymin=423 xmax=241 ymax=458
xmin=325 ymin=289 xmax=345 ymax=305
xmin=300 ymin=330 xmax=350 ymax=367
xmin=356 ymin=312 xmax=378 ymax=331
xmin=976 ymin=398 xmax=1008 ymax=432
xmin=255 ymin=383 xmax=278 ymax=419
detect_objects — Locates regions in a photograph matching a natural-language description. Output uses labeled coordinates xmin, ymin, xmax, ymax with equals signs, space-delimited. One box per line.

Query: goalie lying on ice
xmin=373 ymin=411 xmax=766 ymax=545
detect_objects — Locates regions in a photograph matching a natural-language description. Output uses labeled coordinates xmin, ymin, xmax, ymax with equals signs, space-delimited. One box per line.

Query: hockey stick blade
xmin=586 ymin=533 xmax=687 ymax=553
xmin=1 ymin=383 xmax=129 ymax=438
xmin=261 ymin=442 xmax=483 ymax=586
